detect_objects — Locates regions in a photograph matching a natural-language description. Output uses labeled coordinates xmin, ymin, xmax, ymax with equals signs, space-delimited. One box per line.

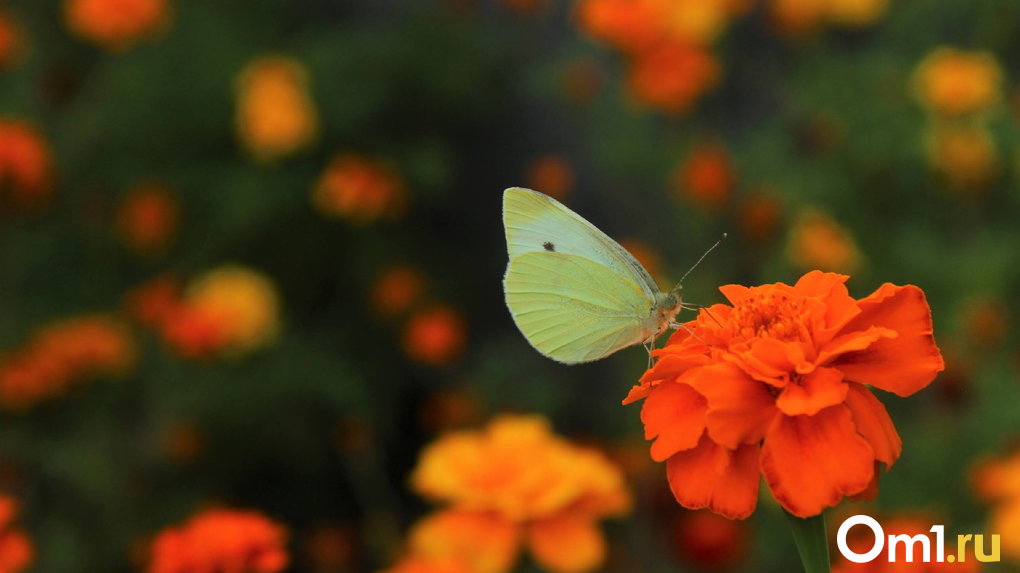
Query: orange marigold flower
xmin=576 ymin=0 xmax=663 ymax=53
xmin=409 ymin=415 xmax=630 ymax=573
xmin=147 ymin=508 xmax=288 ymax=573
xmin=912 ymin=48 xmax=1003 ymax=117
xmin=924 ymin=123 xmax=999 ymax=193
xmin=116 ymin=183 xmax=179 ymax=256
xmin=0 ymin=119 xmax=53 ymax=207
xmin=0 ymin=496 xmax=33 ymax=573
xmin=371 ymin=265 xmax=426 ymax=318
xmin=313 ymin=153 xmax=406 ymax=223
xmin=787 ymin=208 xmax=862 ymax=273
xmin=832 ymin=515 xmax=981 ymax=572
xmin=525 ymin=155 xmax=575 ymax=202
xmin=624 ymin=270 xmax=944 ymax=519
xmin=64 ymin=0 xmax=168 ymax=51
xmin=161 ymin=266 xmax=280 ymax=359
xmin=627 ymin=41 xmax=719 ymax=114
xmin=0 ymin=12 xmax=22 ymax=69
xmin=235 ymin=57 xmax=318 ymax=161
xmin=0 ymin=314 xmax=135 ymax=410
xmin=402 ymin=305 xmax=467 ymax=367
xmin=672 ymin=142 xmax=734 ymax=210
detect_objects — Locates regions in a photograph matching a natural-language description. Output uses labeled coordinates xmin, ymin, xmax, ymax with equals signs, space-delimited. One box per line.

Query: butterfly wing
xmin=504 ymin=251 xmax=657 ymax=364
xmin=503 ymin=187 xmax=659 ymax=300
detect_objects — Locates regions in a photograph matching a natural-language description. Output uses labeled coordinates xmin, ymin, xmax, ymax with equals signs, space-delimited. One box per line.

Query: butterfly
xmin=502 ymin=187 xmax=698 ymax=364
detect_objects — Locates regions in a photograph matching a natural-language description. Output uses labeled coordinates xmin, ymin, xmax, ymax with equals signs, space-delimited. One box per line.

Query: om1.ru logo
xmin=837 ymin=515 xmax=1000 ymax=564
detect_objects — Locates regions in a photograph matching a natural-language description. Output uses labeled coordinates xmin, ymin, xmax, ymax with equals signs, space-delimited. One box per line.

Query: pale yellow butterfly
xmin=502 ymin=187 xmax=686 ymax=364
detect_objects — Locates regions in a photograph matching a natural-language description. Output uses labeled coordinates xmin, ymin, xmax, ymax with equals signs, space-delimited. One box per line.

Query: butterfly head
xmin=654 ymin=290 xmax=683 ymax=334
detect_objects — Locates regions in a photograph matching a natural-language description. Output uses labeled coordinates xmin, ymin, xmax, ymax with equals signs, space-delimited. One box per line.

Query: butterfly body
xmin=502 ymin=187 xmax=681 ymax=364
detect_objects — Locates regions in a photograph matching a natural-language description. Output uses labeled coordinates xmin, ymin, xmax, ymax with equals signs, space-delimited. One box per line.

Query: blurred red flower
xmin=0 ymin=496 xmax=32 ymax=573
xmin=148 ymin=508 xmax=288 ymax=573
xmin=625 ymin=271 xmax=944 ymax=518
xmin=525 ymin=155 xmax=575 ymax=202
xmin=627 ymin=41 xmax=718 ymax=114
xmin=673 ymin=142 xmax=734 ymax=211
xmin=64 ymin=0 xmax=169 ymax=50
xmin=117 ymin=183 xmax=179 ymax=256
xmin=313 ymin=153 xmax=406 ymax=224
xmin=402 ymin=305 xmax=467 ymax=367
xmin=0 ymin=119 xmax=52 ymax=207
xmin=371 ymin=265 xmax=427 ymax=318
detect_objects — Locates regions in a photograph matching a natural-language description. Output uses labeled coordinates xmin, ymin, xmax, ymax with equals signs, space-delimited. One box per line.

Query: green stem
xmin=785 ymin=510 xmax=831 ymax=573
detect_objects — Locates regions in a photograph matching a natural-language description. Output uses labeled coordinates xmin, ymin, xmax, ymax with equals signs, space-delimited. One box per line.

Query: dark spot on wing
xmin=543 ymin=241 xmax=555 ymax=252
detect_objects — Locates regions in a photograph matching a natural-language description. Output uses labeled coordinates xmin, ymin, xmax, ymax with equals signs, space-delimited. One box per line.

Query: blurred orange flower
xmin=973 ymin=449 xmax=1020 ymax=561
xmin=402 ymin=305 xmax=467 ymax=367
xmin=64 ymin=0 xmax=168 ymax=51
xmin=161 ymin=266 xmax=280 ymax=359
xmin=124 ymin=275 xmax=183 ymax=328
xmin=409 ymin=415 xmax=630 ymax=573
xmin=525 ymin=155 xmax=574 ymax=202
xmin=148 ymin=508 xmax=288 ymax=573
xmin=826 ymin=0 xmax=888 ymax=27
xmin=577 ymin=0 xmax=663 ymax=54
xmin=787 ymin=208 xmax=862 ymax=273
xmin=925 ymin=123 xmax=999 ymax=193
xmin=313 ymin=153 xmax=406 ymax=223
xmin=673 ymin=142 xmax=734 ymax=210
xmin=0 ymin=314 xmax=135 ymax=410
xmin=769 ymin=0 xmax=887 ymax=35
xmin=832 ymin=515 xmax=981 ymax=572
xmin=117 ymin=183 xmax=179 ymax=256
xmin=625 ymin=270 xmax=944 ymax=518
xmin=671 ymin=510 xmax=748 ymax=569
xmin=913 ymin=48 xmax=1003 ymax=117
xmin=628 ymin=41 xmax=719 ymax=114
xmin=235 ymin=57 xmax=318 ymax=161
xmin=380 ymin=554 xmax=471 ymax=573
xmin=0 ymin=12 xmax=21 ymax=69
xmin=0 ymin=119 xmax=52 ymax=207
xmin=618 ymin=238 xmax=665 ymax=284
xmin=0 ymin=496 xmax=33 ymax=573
xmin=738 ymin=192 xmax=783 ymax=243
xmin=371 ymin=265 xmax=426 ymax=318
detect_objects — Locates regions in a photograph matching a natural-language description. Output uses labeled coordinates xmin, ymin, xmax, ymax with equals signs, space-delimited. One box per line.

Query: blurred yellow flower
xmin=786 ymin=208 xmax=862 ymax=273
xmin=826 ymin=0 xmax=887 ymax=27
xmin=913 ymin=48 xmax=1003 ymax=117
xmin=973 ymin=450 xmax=1020 ymax=561
xmin=925 ymin=122 xmax=998 ymax=193
xmin=64 ymin=0 xmax=168 ymax=51
xmin=178 ymin=266 xmax=280 ymax=358
xmin=313 ymin=153 xmax=406 ymax=223
xmin=408 ymin=415 xmax=630 ymax=573
xmin=661 ymin=0 xmax=735 ymax=46
xmin=116 ymin=183 xmax=179 ymax=256
xmin=235 ymin=57 xmax=318 ymax=161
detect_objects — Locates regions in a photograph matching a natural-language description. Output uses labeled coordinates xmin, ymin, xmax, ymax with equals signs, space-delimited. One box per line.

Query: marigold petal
xmin=775 ymin=367 xmax=848 ymax=416
xmin=642 ymin=381 xmax=707 ymax=462
xmin=665 ymin=434 xmax=760 ymax=519
xmin=685 ymin=363 xmax=777 ymax=449
xmin=833 ymin=284 xmax=944 ymax=397
xmin=793 ymin=270 xmax=850 ymax=297
xmin=844 ymin=384 xmax=901 ymax=468
xmin=527 ymin=513 xmax=605 ymax=573
xmin=760 ymin=405 xmax=874 ymax=518
xmin=718 ymin=284 xmax=752 ymax=305
xmin=816 ymin=325 xmax=896 ymax=365
xmin=410 ymin=510 xmax=519 ymax=573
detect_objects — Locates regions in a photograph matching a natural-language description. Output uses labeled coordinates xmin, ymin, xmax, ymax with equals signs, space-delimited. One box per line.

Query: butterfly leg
xmin=669 ymin=321 xmax=710 ymax=346
xmin=643 ymin=337 xmax=655 ymax=369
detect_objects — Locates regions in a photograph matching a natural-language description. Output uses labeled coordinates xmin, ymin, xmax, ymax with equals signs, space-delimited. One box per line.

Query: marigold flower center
xmin=729 ymin=291 xmax=807 ymax=342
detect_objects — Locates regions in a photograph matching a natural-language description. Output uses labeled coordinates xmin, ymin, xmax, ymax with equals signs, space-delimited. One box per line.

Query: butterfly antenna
xmin=672 ymin=233 xmax=727 ymax=291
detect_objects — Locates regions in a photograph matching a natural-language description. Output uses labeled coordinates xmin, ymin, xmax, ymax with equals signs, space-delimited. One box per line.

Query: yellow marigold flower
xmin=64 ymin=0 xmax=168 ymax=51
xmin=660 ymin=0 xmax=735 ymax=46
xmin=235 ymin=57 xmax=318 ymax=161
xmin=912 ymin=48 xmax=1003 ymax=117
xmin=312 ymin=153 xmax=406 ymax=223
xmin=408 ymin=415 xmax=630 ymax=573
xmin=786 ymin=208 xmax=862 ymax=273
xmin=924 ymin=122 xmax=998 ymax=193
xmin=164 ymin=266 xmax=280 ymax=359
